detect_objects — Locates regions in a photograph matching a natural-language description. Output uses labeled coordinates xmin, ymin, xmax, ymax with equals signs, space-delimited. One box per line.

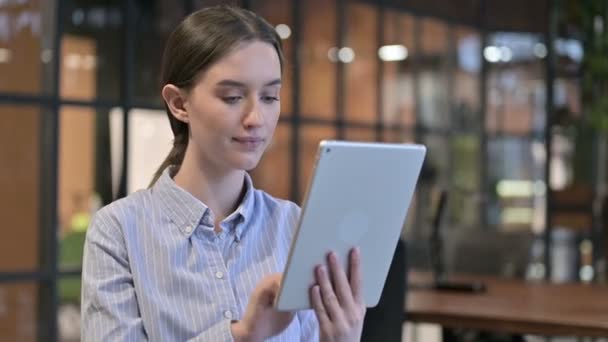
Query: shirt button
xmin=215 ymin=271 xmax=224 ymax=279
xmin=184 ymin=225 xmax=193 ymax=233
xmin=223 ymin=310 xmax=233 ymax=320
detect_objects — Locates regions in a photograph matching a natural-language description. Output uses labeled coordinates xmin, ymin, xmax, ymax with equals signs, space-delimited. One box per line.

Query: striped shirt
xmin=81 ymin=166 xmax=319 ymax=341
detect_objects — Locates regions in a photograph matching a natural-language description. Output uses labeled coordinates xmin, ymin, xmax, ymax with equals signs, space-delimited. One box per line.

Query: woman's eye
xmin=261 ymin=96 xmax=279 ymax=104
xmin=223 ymin=96 xmax=242 ymax=104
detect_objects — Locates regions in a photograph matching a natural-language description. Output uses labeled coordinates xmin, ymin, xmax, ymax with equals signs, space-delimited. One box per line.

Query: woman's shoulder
xmin=252 ymin=188 xmax=301 ymax=216
xmin=89 ymin=189 xmax=152 ymax=231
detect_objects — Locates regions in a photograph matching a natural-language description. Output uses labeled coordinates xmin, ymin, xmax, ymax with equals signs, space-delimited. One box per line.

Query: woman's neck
xmin=173 ymin=147 xmax=246 ymax=227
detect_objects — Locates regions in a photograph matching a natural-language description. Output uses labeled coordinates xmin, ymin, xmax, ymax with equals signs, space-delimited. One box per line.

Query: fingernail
xmin=328 ymin=252 xmax=336 ymax=262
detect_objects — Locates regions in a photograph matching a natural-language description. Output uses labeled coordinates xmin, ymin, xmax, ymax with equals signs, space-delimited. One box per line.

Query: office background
xmin=0 ymin=0 xmax=606 ymax=341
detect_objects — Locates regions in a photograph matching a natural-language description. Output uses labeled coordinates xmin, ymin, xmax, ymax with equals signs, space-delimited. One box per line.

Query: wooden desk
xmin=406 ymin=272 xmax=608 ymax=337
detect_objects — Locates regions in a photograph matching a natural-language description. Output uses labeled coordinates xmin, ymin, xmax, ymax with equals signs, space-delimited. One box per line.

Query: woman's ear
xmin=162 ymin=84 xmax=189 ymax=124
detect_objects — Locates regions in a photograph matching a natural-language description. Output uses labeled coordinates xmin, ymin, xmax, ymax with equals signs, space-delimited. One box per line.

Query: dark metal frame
xmin=543 ymin=0 xmax=557 ymax=280
xmin=0 ymin=0 xmax=563 ymax=340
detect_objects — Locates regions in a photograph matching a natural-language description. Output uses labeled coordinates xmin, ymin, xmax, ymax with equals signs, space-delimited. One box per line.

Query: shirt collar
xmin=153 ymin=166 xmax=256 ymax=240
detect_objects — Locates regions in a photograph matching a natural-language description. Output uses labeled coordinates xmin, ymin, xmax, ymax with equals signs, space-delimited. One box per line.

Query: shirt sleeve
xmin=298 ymin=309 xmax=320 ymax=342
xmin=81 ymin=209 xmax=147 ymax=341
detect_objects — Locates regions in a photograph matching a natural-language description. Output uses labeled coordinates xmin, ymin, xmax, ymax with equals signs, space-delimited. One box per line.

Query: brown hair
xmin=149 ymin=5 xmax=284 ymax=186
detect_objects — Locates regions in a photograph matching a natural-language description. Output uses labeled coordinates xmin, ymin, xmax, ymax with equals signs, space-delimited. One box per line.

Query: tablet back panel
xmin=276 ymin=141 xmax=426 ymax=311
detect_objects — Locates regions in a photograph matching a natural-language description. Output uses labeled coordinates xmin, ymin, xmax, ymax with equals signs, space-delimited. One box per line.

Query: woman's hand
xmin=311 ymin=248 xmax=366 ymax=342
xmin=231 ymin=273 xmax=295 ymax=342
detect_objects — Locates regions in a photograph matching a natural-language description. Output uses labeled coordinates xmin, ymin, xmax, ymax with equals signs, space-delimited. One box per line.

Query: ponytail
xmin=148 ymin=130 xmax=188 ymax=187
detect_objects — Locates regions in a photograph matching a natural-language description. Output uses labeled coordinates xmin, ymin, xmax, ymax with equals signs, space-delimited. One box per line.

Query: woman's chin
xmin=231 ymin=154 xmax=262 ymax=171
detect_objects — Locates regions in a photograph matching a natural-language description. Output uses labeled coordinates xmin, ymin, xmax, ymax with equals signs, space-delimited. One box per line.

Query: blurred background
xmin=0 ymin=0 xmax=607 ymax=341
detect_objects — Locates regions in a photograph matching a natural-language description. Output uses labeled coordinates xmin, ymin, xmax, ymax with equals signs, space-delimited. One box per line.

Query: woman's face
xmin=183 ymin=40 xmax=282 ymax=172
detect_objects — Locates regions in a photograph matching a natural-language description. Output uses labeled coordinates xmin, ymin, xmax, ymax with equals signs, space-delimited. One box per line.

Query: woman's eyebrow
xmin=263 ymin=79 xmax=282 ymax=87
xmin=215 ymin=78 xmax=281 ymax=87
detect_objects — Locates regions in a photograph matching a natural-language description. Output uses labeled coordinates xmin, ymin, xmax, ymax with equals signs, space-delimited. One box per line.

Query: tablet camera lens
xmin=326 ymin=148 xmax=331 ymax=153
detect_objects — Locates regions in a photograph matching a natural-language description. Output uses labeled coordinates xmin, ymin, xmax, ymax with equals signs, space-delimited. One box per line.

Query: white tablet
xmin=275 ymin=140 xmax=426 ymax=311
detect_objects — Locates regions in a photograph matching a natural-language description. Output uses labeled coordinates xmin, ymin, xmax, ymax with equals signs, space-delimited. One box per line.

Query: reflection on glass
xmin=0 ymin=105 xmax=40 ymax=272
xmin=0 ymin=283 xmax=38 ymax=342
xmin=344 ymin=2 xmax=376 ymax=123
xmin=301 ymin=0 xmax=336 ymax=120
xmin=252 ymin=0 xmax=293 ymax=116
xmin=299 ymin=124 xmax=336 ymax=202
xmin=251 ymin=123 xmax=290 ymax=199
xmin=61 ymin=1 xmax=124 ymax=101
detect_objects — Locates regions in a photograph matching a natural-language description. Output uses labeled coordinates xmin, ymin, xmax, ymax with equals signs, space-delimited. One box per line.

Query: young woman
xmin=81 ymin=5 xmax=366 ymax=342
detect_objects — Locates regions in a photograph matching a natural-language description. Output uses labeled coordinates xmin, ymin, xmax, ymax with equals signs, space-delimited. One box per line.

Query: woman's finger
xmin=349 ymin=247 xmax=363 ymax=304
xmin=327 ymin=251 xmax=355 ymax=308
xmin=316 ymin=265 xmax=344 ymax=322
xmin=310 ymin=285 xmax=331 ymax=331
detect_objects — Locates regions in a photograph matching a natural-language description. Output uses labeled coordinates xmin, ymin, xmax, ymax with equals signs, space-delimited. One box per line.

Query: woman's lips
xmin=233 ymin=137 xmax=265 ymax=150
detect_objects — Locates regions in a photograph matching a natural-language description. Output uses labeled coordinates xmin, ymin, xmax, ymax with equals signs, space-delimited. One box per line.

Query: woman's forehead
xmin=201 ymin=41 xmax=281 ymax=85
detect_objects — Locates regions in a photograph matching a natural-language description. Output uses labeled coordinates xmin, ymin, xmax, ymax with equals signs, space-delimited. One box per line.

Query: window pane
xmin=344 ymin=1 xmax=376 ymax=124
xmin=487 ymin=137 xmax=546 ymax=232
xmin=299 ymin=124 xmax=336 ymax=202
xmin=485 ymin=33 xmax=545 ymax=135
xmin=420 ymin=17 xmax=447 ymax=55
xmin=58 ymin=106 xmax=122 ymax=272
xmin=58 ymin=275 xmax=81 ymax=341
xmin=252 ymin=0 xmax=293 ymax=116
xmin=127 ymin=108 xmax=172 ymax=193
xmin=454 ymin=26 xmax=481 ymax=133
xmin=450 ymin=134 xmax=480 ymax=227
xmin=418 ymin=18 xmax=449 ymax=130
xmin=0 ymin=105 xmax=41 ymax=271
xmin=0 ymin=282 xmax=38 ymax=341
xmin=301 ymin=0 xmax=336 ymax=120
xmin=382 ymin=128 xmax=414 ymax=143
xmin=251 ymin=123 xmax=291 ymax=199
xmin=344 ymin=127 xmax=376 ymax=142
xmin=59 ymin=106 xmax=96 ymax=237
xmin=421 ymin=134 xmax=448 ymax=185
xmin=61 ymin=0 xmax=124 ymax=101
xmin=381 ymin=11 xmax=415 ymax=127
xmin=0 ymin=0 xmax=55 ymax=94
xmin=133 ymin=0 xmax=186 ymax=106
